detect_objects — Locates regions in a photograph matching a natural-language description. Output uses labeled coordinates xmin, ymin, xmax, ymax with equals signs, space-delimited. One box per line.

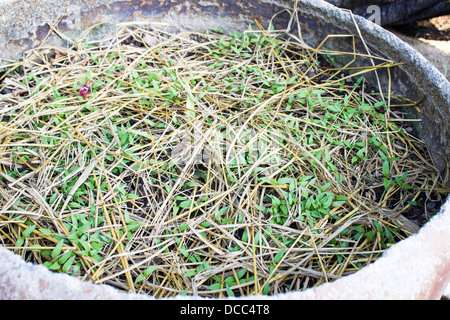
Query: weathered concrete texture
xmin=0 ymin=248 xmax=147 ymax=299
xmin=1 ymin=196 xmax=449 ymax=300
xmin=0 ymin=0 xmax=115 ymax=46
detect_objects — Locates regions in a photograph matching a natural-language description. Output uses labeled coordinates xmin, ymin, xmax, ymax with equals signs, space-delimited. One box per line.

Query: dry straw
xmin=0 ymin=17 xmax=447 ymax=297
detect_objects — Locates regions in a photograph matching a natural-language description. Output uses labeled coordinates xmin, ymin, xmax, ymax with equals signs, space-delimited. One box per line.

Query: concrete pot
xmin=0 ymin=0 xmax=449 ymax=300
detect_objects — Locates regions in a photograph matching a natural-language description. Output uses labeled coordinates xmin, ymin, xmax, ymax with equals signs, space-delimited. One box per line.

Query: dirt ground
xmin=388 ymin=15 xmax=450 ymax=82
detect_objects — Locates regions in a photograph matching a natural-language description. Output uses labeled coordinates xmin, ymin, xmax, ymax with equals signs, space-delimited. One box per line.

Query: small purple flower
xmin=79 ymin=80 xmax=93 ymax=99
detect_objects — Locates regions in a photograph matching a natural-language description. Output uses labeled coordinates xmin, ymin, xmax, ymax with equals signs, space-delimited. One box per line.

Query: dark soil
xmin=393 ymin=15 xmax=450 ymax=40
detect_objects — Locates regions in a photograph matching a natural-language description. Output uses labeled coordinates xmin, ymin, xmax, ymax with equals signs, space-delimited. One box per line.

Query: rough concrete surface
xmin=0 ymin=0 xmax=114 ymax=45
xmin=0 ymin=248 xmax=147 ymax=300
xmin=387 ymin=24 xmax=450 ymax=82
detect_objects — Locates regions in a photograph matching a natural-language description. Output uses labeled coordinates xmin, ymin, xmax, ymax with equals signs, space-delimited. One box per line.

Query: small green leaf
xmin=164 ymin=183 xmax=172 ymax=193
xmin=352 ymin=226 xmax=365 ymax=233
xmin=262 ymin=281 xmax=270 ymax=295
xmin=208 ymin=283 xmax=221 ymax=291
xmin=242 ymin=229 xmax=249 ymax=242
xmin=29 ymin=244 xmax=42 ymax=251
xmin=51 ymin=240 xmax=64 ymax=259
xmin=225 ymin=283 xmax=235 ymax=297
xmin=127 ymin=221 xmax=141 ymax=232
xmin=179 ymin=288 xmax=189 ymax=296
xmin=254 ymin=230 xmax=262 ymax=244
xmin=277 ymin=177 xmax=294 ymax=185
xmin=179 ymin=224 xmax=190 ymax=231
xmin=332 ymin=200 xmax=346 ymax=207
xmin=236 ymin=268 xmax=247 ymax=279
xmin=255 ymin=205 xmax=266 ymax=212
xmin=365 ymin=231 xmax=375 ymax=239
xmin=186 ymin=181 xmax=200 ymax=187
xmin=274 ymin=247 xmax=286 ymax=264
xmin=70 ymin=263 xmax=81 ymax=276
xmin=179 ymin=200 xmax=194 ymax=209
xmin=69 ymin=202 xmax=82 ymax=209
xmin=382 ymin=160 xmax=389 ymax=177
xmin=400 ymin=171 xmax=408 ymax=182
xmin=38 ymin=228 xmax=52 ymax=236
xmin=144 ymin=266 xmax=159 ymax=276
xmin=322 ymin=195 xmax=334 ymax=209
xmin=73 ymin=79 xmax=79 ymax=91
xmin=49 ymin=193 xmax=58 ymax=205
xmin=47 ymin=262 xmax=61 ymax=270
xmin=91 ymin=253 xmax=102 ymax=262
xmin=184 ymin=269 xmax=197 ymax=277
xmin=78 ymin=239 xmax=90 ymax=252
xmin=373 ymin=220 xmax=383 ymax=233
xmin=58 ymin=250 xmax=73 ymax=264
xmin=179 ymin=247 xmax=189 ymax=257
xmin=383 ymin=178 xmax=391 ymax=189
xmin=378 ymin=150 xmax=387 ymax=161
xmin=135 ymin=273 xmax=145 ymax=283
xmin=320 ymin=181 xmax=333 ymax=192
xmin=214 ymin=206 xmax=229 ymax=223
xmin=356 ymin=148 xmax=366 ymax=158
xmin=268 ymin=195 xmax=281 ymax=206
xmin=76 ymin=222 xmax=91 ymax=236
xmin=22 ymin=225 xmax=36 ymax=237
xmin=67 ymin=232 xmax=78 ymax=241
xmin=260 ymin=176 xmax=272 ymax=184
xmin=15 ymin=237 xmax=24 ymax=250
